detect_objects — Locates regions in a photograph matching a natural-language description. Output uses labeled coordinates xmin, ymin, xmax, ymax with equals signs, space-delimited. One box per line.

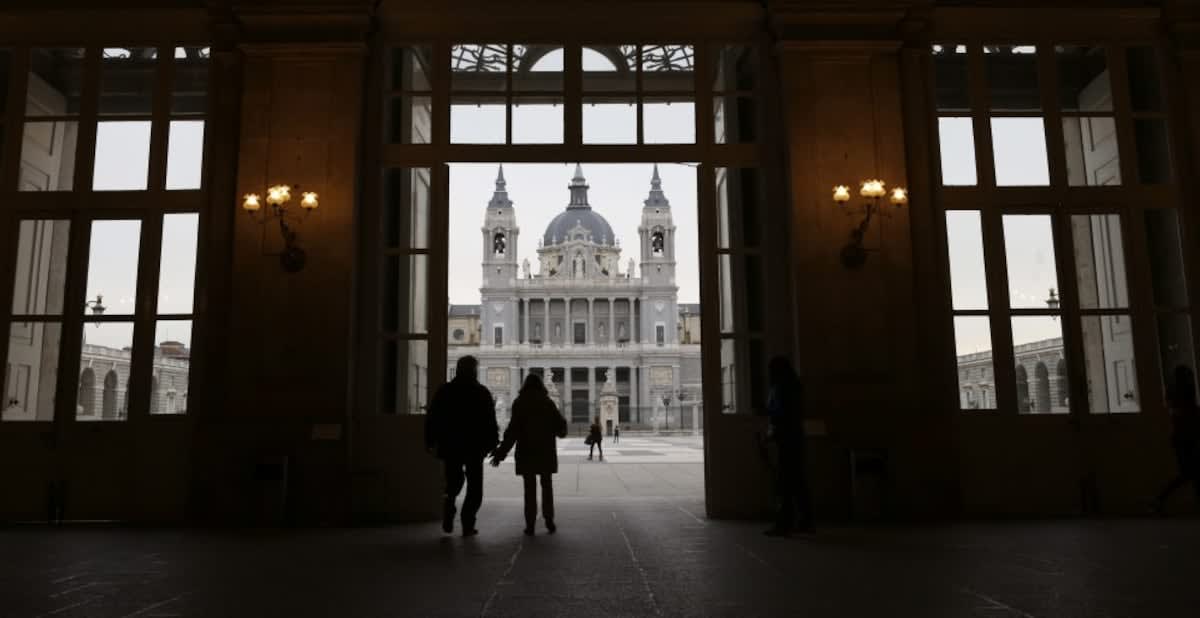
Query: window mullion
xmin=1038 ymin=42 xmax=1069 ymax=191
xmin=968 ymin=42 xmax=996 ymax=188
xmin=563 ymin=43 xmax=582 ymax=147
xmin=981 ymin=207 xmax=1017 ymax=412
xmin=127 ymin=212 xmax=162 ymax=421
xmin=147 ymin=46 xmax=172 ymax=192
xmin=55 ymin=216 xmax=92 ymax=425
xmin=1050 ymin=210 xmax=1088 ymax=417
xmin=1107 ymin=43 xmax=1141 ymax=190
xmin=72 ymin=47 xmax=101 ymax=195
xmin=0 ymin=48 xmax=28 ymax=191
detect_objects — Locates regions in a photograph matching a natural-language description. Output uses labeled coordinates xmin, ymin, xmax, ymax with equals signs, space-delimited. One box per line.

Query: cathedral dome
xmin=542 ymin=164 xmax=616 ymax=247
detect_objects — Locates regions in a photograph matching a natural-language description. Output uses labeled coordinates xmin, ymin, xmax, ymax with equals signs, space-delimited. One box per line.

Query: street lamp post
xmin=661 ymin=394 xmax=672 ymax=431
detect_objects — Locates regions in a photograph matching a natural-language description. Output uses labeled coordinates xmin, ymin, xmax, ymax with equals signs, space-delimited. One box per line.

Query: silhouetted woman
xmin=1155 ymin=365 xmax=1200 ymax=514
xmin=492 ymin=374 xmax=568 ymax=535
xmin=762 ymin=356 xmax=814 ymax=536
xmin=587 ymin=417 xmax=604 ymax=461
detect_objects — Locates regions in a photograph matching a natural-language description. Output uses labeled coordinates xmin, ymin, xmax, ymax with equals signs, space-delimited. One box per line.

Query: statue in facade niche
xmin=573 ymin=253 xmax=585 ymax=278
xmin=493 ymin=232 xmax=506 ymax=255
xmin=627 ymin=258 xmax=635 ymax=278
xmin=522 ymin=258 xmax=531 ymax=279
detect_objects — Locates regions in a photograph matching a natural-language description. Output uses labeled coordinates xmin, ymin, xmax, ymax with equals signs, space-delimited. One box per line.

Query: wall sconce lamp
xmin=241 ymin=184 xmax=319 ymax=273
xmin=832 ymin=179 xmax=908 ymax=268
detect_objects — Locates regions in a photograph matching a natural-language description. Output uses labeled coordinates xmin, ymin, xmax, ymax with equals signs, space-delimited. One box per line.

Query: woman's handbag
xmin=584 ymin=435 xmax=595 ymax=446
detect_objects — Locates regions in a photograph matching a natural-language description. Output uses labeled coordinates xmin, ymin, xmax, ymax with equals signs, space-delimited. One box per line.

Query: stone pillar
xmin=564 ymin=364 xmax=572 ymax=420
xmin=599 ymin=368 xmax=619 ymax=436
xmin=631 ymin=365 xmax=640 ymax=424
xmin=543 ymin=297 xmax=550 ymax=345
xmin=565 ymin=297 xmax=572 ymax=347
xmin=608 ymin=297 xmax=615 ymax=346
xmin=587 ymin=365 xmax=596 ymax=423
xmin=520 ymin=298 xmax=527 ymax=344
xmin=587 ymin=298 xmax=594 ymax=344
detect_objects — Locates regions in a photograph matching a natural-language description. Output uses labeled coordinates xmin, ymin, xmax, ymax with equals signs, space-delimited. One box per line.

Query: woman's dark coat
xmin=497 ymin=393 xmax=568 ymax=475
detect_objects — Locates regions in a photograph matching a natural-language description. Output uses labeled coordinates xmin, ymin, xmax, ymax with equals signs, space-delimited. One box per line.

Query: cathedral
xmin=448 ymin=164 xmax=703 ymax=433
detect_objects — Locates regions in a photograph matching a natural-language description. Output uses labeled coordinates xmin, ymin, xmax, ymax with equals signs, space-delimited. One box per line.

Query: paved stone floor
xmin=486 ymin=434 xmax=704 ymax=498
xmin=4 ymin=502 xmax=1200 ymax=617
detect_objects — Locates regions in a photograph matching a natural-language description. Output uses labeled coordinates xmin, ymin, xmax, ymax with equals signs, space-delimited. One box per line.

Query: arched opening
xmin=102 ymin=369 xmax=119 ymax=419
xmin=78 ymin=368 xmax=96 ymax=417
xmin=1035 ymin=362 xmax=1052 ymax=412
xmin=1056 ymin=358 xmax=1069 ymax=406
xmin=1015 ymin=364 xmax=1030 ymax=412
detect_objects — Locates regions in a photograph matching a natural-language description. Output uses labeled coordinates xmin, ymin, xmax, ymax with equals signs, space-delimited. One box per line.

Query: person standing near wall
xmin=1155 ymin=365 xmax=1200 ymax=515
xmin=761 ymin=356 xmax=815 ymax=536
xmin=614 ymin=425 xmax=620 ymax=444
xmin=492 ymin=374 xmax=568 ymax=535
xmin=425 ymin=355 xmax=499 ymax=537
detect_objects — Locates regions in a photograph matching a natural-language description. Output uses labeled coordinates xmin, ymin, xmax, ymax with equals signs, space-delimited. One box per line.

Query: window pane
xmin=11 ymin=219 xmax=70 ymax=316
xmin=512 ymin=99 xmax=563 ymax=144
xmin=938 ymin=117 xmax=977 ymax=186
xmin=26 ymin=48 xmax=85 ymax=117
xmin=1144 ymin=209 xmax=1188 ymax=307
xmin=932 ymin=44 xmax=969 ymax=112
xmin=384 ymin=167 xmax=431 ymax=250
xmin=718 ymin=254 xmax=734 ymax=333
xmin=945 ymin=211 xmax=988 ymax=310
xmin=451 ymin=44 xmax=507 ymax=91
xmin=1081 ymin=315 xmax=1138 ymax=413
xmin=391 ymin=46 xmax=432 ymax=91
xmin=713 ymin=95 xmax=756 ymax=144
xmin=3 ymin=322 xmax=62 ymax=421
xmin=641 ymin=44 xmax=694 ymax=91
xmin=991 ymin=117 xmax=1049 ymax=186
xmin=383 ymin=339 xmax=429 ymax=414
xmin=1003 ymin=215 xmax=1059 ymax=309
xmin=78 ymin=322 xmax=134 ymax=421
xmin=1126 ymin=46 xmax=1162 ymax=112
xmin=390 ymin=95 xmax=432 ymax=144
xmin=172 ymin=46 xmax=209 ymax=114
xmin=954 ymin=316 xmax=996 ymax=410
xmin=166 ymin=120 xmax=205 ymax=190
xmin=713 ymin=45 xmax=755 ymax=92
xmin=1012 ymin=316 xmax=1067 ymax=414
xmin=383 ymin=254 xmax=428 ymax=334
xmin=19 ymin=120 xmax=78 ymax=191
xmin=1071 ymin=214 xmax=1128 ymax=310
xmin=450 ymin=97 xmax=505 ymax=144
xmin=1056 ymin=45 xmax=1111 ymax=112
xmin=93 ymin=120 xmax=151 ymax=190
xmin=99 ymin=47 xmax=156 ymax=115
xmin=152 ymin=320 xmax=191 ymax=415
xmin=583 ymin=98 xmax=635 ymax=144
xmin=986 ymin=44 xmax=1040 ymax=111
xmin=1063 ymin=116 xmax=1120 ymax=186
xmin=715 ymin=168 xmax=731 ymax=249
xmin=512 ymin=45 xmax=563 ymax=91
xmin=643 ymin=98 xmax=694 ymax=144
xmin=582 ymin=45 xmax=635 ymax=91
xmin=720 ymin=338 xmax=738 ymax=414
xmin=1157 ymin=314 xmax=1198 ymax=402
xmin=157 ymin=213 xmax=199 ymax=314
xmin=1134 ymin=118 xmax=1171 ymax=184
xmin=85 ymin=220 xmax=142 ymax=317
xmin=715 ymin=167 xmax=760 ymax=248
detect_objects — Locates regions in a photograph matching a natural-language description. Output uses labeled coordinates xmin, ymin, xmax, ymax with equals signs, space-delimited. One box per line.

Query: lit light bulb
xmin=832 ymin=185 xmax=851 ymax=203
xmin=890 ymin=187 xmax=908 ymax=205
xmin=242 ymin=193 xmax=262 ymax=211
xmin=860 ymin=179 xmax=886 ymax=198
xmin=300 ymin=192 xmax=319 ymax=210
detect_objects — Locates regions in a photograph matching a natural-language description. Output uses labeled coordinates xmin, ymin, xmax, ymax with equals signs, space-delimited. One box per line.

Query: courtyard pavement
xmin=485 ymin=434 xmax=704 ymax=498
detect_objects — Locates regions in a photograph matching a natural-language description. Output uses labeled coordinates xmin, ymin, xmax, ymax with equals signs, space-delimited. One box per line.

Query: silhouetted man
xmin=761 ymin=356 xmax=814 ymax=536
xmin=426 ymin=355 xmax=498 ymax=537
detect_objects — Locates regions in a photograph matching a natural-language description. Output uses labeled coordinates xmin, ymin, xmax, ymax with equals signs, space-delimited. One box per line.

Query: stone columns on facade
xmin=565 ymin=297 xmax=572 ymax=347
xmin=608 ymin=297 xmax=616 ymax=347
xmin=587 ymin=298 xmax=594 ymax=344
xmin=543 ymin=296 xmax=550 ymax=345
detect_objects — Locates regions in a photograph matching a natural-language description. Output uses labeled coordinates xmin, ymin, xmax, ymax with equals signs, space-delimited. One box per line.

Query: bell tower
xmin=481 ymin=165 xmax=519 ymax=347
xmin=638 ymin=164 xmax=678 ymax=345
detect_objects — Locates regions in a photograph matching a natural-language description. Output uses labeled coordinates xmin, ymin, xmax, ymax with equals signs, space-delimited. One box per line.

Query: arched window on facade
xmin=78 ymin=368 xmax=96 ymax=417
xmin=493 ymin=231 xmax=506 ymax=255
xmin=1016 ymin=365 xmax=1031 ymax=413
xmin=1035 ymin=362 xmax=1052 ymax=412
xmin=1056 ymin=358 xmax=1069 ymax=406
xmin=102 ymin=370 xmax=119 ymax=419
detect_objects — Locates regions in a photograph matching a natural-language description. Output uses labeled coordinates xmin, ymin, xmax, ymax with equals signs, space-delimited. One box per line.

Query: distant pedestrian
xmin=492 ymin=374 xmax=568 ymax=535
xmin=760 ymin=356 xmax=814 ymax=536
xmin=425 ymin=356 xmax=498 ymax=537
xmin=613 ymin=426 xmax=620 ymax=443
xmin=1155 ymin=365 xmax=1200 ymax=514
xmin=587 ymin=418 xmax=604 ymax=461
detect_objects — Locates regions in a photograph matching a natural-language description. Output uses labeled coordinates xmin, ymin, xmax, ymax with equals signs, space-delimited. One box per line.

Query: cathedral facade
xmin=447 ymin=165 xmax=703 ymax=433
